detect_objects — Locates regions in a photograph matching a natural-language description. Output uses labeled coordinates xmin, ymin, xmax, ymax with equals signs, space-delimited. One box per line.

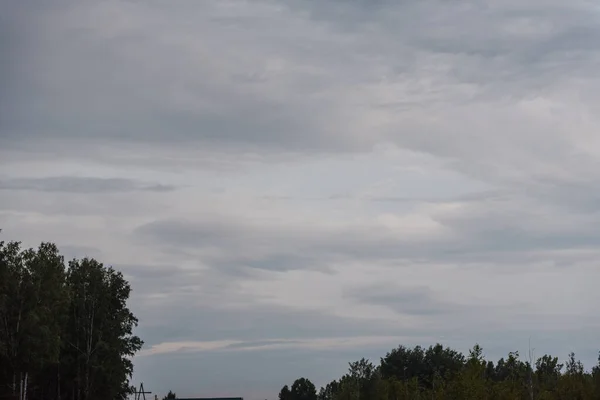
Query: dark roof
xmin=177 ymin=398 xmax=243 ymax=400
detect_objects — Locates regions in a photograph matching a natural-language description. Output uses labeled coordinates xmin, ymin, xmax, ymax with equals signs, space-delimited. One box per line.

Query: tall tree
xmin=290 ymin=378 xmax=317 ymax=400
xmin=565 ymin=352 xmax=585 ymax=376
xmin=450 ymin=344 xmax=488 ymax=400
xmin=317 ymin=380 xmax=339 ymax=400
xmin=592 ymin=352 xmax=600 ymax=395
xmin=380 ymin=343 xmax=464 ymax=389
xmin=347 ymin=358 xmax=379 ymax=400
xmin=0 ymin=242 xmax=68 ymax=400
xmin=535 ymin=354 xmax=563 ymax=392
xmin=61 ymin=258 xmax=143 ymax=400
xmin=0 ymin=240 xmax=24 ymax=396
xmin=279 ymin=385 xmax=291 ymax=400
xmin=0 ymin=240 xmax=143 ymax=400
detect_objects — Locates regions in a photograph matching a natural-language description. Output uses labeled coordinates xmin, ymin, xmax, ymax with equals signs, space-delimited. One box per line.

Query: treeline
xmin=0 ymin=240 xmax=143 ymax=400
xmin=280 ymin=344 xmax=600 ymax=400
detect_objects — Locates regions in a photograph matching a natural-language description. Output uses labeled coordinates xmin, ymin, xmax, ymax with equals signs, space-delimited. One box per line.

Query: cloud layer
xmin=2 ymin=0 xmax=600 ymax=399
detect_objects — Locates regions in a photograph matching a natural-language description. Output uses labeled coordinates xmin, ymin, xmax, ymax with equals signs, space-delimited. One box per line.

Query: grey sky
xmin=2 ymin=0 xmax=600 ymax=398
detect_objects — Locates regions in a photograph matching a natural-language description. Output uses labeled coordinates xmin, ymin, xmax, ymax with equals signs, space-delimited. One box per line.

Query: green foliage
xmin=318 ymin=380 xmax=339 ymax=400
xmin=279 ymin=384 xmax=292 ymax=400
xmin=287 ymin=344 xmax=600 ymax=400
xmin=291 ymin=378 xmax=318 ymax=400
xmin=380 ymin=343 xmax=465 ymax=388
xmin=280 ymin=378 xmax=318 ymax=400
xmin=0 ymin=240 xmax=143 ymax=400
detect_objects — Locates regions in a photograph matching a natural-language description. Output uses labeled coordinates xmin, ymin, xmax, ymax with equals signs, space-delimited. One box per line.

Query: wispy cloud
xmin=138 ymin=336 xmax=419 ymax=357
xmin=0 ymin=176 xmax=176 ymax=193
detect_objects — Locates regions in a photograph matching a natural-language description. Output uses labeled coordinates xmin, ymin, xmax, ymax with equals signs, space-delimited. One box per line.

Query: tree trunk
xmin=58 ymin=363 xmax=61 ymax=400
xmin=23 ymin=372 xmax=28 ymax=400
xmin=84 ymin=301 xmax=95 ymax=400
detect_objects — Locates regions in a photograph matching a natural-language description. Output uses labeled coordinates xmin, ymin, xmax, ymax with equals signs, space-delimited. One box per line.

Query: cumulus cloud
xmin=3 ymin=0 xmax=600 ymax=398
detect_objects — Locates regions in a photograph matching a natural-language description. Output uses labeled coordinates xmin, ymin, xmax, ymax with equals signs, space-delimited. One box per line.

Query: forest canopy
xmin=0 ymin=240 xmax=143 ymax=400
xmin=279 ymin=344 xmax=600 ymax=400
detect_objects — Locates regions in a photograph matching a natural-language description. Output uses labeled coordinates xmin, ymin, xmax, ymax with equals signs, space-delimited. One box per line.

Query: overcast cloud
xmin=2 ymin=0 xmax=600 ymax=398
